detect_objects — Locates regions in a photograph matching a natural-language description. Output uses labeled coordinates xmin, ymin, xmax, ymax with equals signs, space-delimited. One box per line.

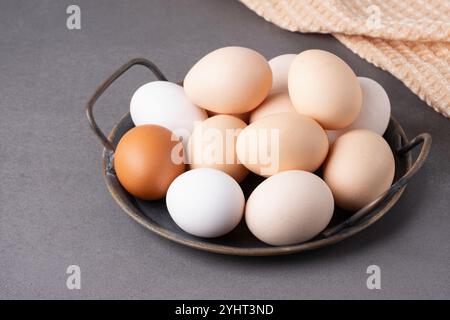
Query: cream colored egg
xmin=236 ymin=113 xmax=328 ymax=177
xmin=207 ymin=110 xmax=250 ymax=123
xmin=188 ymin=115 xmax=249 ymax=182
xmin=184 ymin=46 xmax=272 ymax=114
xmin=288 ymin=49 xmax=362 ymax=130
xmin=323 ymin=129 xmax=395 ymax=211
xmin=249 ymin=92 xmax=296 ymax=123
xmin=245 ymin=170 xmax=334 ymax=246
xmin=268 ymin=54 xmax=296 ymax=94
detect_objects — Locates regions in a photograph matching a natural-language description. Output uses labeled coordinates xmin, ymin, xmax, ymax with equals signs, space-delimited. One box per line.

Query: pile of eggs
xmin=114 ymin=47 xmax=394 ymax=246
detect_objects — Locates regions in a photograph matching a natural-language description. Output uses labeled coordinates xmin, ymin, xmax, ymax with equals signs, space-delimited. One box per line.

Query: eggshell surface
xmin=249 ymin=92 xmax=296 ymax=123
xmin=236 ymin=113 xmax=328 ymax=177
xmin=188 ymin=115 xmax=248 ymax=182
xmin=114 ymin=125 xmax=185 ymax=200
xmin=323 ymin=129 xmax=395 ymax=211
xmin=268 ymin=54 xmax=296 ymax=94
xmin=245 ymin=170 xmax=334 ymax=246
xmin=288 ymin=49 xmax=362 ymax=129
xmin=130 ymin=81 xmax=207 ymax=144
xmin=184 ymin=46 xmax=272 ymax=114
xmin=166 ymin=168 xmax=245 ymax=238
xmin=326 ymin=77 xmax=391 ymax=143
xmin=207 ymin=110 xmax=250 ymax=123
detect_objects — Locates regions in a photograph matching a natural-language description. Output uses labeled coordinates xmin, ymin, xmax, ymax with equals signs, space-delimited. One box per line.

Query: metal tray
xmin=86 ymin=58 xmax=431 ymax=256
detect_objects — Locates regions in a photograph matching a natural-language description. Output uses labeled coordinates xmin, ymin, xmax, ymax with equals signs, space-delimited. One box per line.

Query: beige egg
xmin=188 ymin=115 xmax=249 ymax=182
xmin=184 ymin=46 xmax=272 ymax=114
xmin=236 ymin=113 xmax=328 ymax=177
xmin=249 ymin=92 xmax=296 ymax=123
xmin=323 ymin=129 xmax=395 ymax=211
xmin=288 ymin=49 xmax=362 ymax=130
xmin=207 ymin=110 xmax=250 ymax=123
xmin=246 ymin=170 xmax=334 ymax=246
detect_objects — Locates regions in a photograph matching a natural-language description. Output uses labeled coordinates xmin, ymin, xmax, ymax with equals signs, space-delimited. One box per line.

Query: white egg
xmin=268 ymin=54 xmax=296 ymax=94
xmin=327 ymin=77 xmax=391 ymax=144
xmin=166 ymin=168 xmax=245 ymax=238
xmin=130 ymin=81 xmax=208 ymax=144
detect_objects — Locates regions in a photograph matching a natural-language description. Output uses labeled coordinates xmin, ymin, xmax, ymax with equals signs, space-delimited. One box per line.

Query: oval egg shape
xmin=288 ymin=49 xmax=362 ymax=130
xmin=323 ymin=129 xmax=395 ymax=211
xmin=166 ymin=168 xmax=245 ymax=238
xmin=114 ymin=125 xmax=185 ymax=200
xmin=245 ymin=170 xmax=334 ymax=246
xmin=184 ymin=46 xmax=272 ymax=114
xmin=236 ymin=113 xmax=329 ymax=177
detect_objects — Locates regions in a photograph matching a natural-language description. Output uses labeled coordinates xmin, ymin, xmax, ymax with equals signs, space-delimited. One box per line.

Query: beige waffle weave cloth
xmin=240 ymin=0 xmax=450 ymax=118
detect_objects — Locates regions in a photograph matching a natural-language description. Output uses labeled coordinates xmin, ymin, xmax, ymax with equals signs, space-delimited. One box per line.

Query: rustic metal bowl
xmin=86 ymin=58 xmax=431 ymax=256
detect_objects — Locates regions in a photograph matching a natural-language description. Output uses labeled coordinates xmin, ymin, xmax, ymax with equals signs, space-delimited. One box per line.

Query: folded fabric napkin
xmin=240 ymin=0 xmax=450 ymax=118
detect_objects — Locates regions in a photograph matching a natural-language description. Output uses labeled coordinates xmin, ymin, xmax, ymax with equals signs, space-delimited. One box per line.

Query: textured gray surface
xmin=0 ymin=0 xmax=449 ymax=300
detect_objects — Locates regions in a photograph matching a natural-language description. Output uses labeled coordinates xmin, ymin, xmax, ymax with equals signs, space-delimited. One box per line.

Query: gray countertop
xmin=1 ymin=0 xmax=449 ymax=299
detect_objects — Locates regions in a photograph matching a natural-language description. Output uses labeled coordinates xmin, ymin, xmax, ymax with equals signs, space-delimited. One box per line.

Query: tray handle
xmin=85 ymin=58 xmax=167 ymax=152
xmin=322 ymin=132 xmax=432 ymax=238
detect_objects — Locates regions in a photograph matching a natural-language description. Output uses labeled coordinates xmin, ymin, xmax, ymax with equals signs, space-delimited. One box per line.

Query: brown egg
xmin=323 ymin=129 xmax=395 ymax=211
xmin=236 ymin=113 xmax=329 ymax=177
xmin=188 ymin=115 xmax=248 ymax=182
xmin=288 ymin=49 xmax=362 ymax=130
xmin=184 ymin=46 xmax=272 ymax=114
xmin=249 ymin=92 xmax=296 ymax=123
xmin=114 ymin=125 xmax=185 ymax=200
